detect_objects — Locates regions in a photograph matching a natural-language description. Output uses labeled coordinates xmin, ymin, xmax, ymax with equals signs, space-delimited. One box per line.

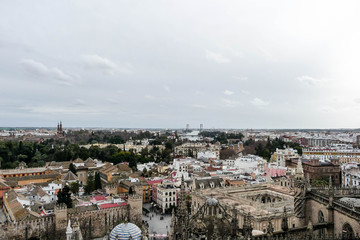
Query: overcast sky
xmin=1 ymin=1 xmax=360 ymax=129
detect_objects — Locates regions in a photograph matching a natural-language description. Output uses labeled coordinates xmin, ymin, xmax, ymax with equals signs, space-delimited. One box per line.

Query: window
xmin=318 ymin=211 xmax=325 ymax=237
xmin=342 ymin=223 xmax=354 ymax=238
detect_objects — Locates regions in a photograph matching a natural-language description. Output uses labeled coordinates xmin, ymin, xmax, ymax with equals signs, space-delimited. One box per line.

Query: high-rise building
xmin=200 ymin=124 xmax=203 ymax=132
xmin=186 ymin=124 xmax=189 ymax=131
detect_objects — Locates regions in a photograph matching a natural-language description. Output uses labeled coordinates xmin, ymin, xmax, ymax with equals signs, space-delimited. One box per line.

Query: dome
xmin=205 ymin=198 xmax=218 ymax=206
xmin=109 ymin=223 xmax=142 ymax=240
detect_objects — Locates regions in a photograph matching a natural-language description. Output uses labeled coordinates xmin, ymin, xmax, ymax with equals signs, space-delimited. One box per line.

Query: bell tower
xmin=57 ymin=121 xmax=64 ymax=137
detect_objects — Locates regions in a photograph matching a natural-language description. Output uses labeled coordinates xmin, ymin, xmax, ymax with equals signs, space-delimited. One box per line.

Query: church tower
xmin=171 ymin=176 xmax=189 ymax=240
xmin=57 ymin=121 xmax=64 ymax=137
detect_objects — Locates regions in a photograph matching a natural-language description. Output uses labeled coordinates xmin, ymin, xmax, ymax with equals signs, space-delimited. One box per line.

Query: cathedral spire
xmin=66 ymin=220 xmax=72 ymax=240
xmin=175 ymin=175 xmax=189 ymax=239
xmin=296 ymin=159 xmax=304 ymax=178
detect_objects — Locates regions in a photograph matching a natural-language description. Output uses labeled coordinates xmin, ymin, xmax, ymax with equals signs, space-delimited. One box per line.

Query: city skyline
xmin=1 ymin=1 xmax=360 ymax=128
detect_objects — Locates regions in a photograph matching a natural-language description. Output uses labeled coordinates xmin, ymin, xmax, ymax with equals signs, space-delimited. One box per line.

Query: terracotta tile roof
xmin=37 ymin=188 xmax=47 ymax=198
xmin=4 ymin=172 xmax=61 ymax=182
xmin=62 ymin=171 xmax=78 ymax=181
xmin=4 ymin=190 xmax=28 ymax=221
xmin=117 ymin=164 xmax=132 ymax=172
xmin=0 ymin=180 xmax=10 ymax=189
xmin=99 ymin=202 xmax=127 ymax=209
xmin=84 ymin=157 xmax=95 ymax=163
xmin=73 ymin=158 xmax=84 ymax=163
xmin=91 ymin=195 xmax=107 ymax=201
xmin=100 ymin=165 xmax=117 ymax=174
xmin=147 ymin=179 xmax=163 ymax=185
xmin=47 ymin=161 xmax=72 ymax=169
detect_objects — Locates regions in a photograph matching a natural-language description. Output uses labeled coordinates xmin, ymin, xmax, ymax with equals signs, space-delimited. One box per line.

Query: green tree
xmin=94 ymin=172 xmax=102 ymax=190
xmin=84 ymin=172 xmax=95 ymax=194
xmin=17 ymin=154 xmax=28 ymax=162
xmin=255 ymin=143 xmax=264 ymax=157
xmin=69 ymin=163 xmax=77 ymax=176
xmin=140 ymin=147 xmax=149 ymax=158
xmin=57 ymin=185 xmax=72 ymax=208
xmin=69 ymin=182 xmax=80 ymax=195
xmin=78 ymin=147 xmax=90 ymax=160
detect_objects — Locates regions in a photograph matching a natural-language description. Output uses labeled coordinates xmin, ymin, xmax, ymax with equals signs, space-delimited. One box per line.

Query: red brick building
xmin=289 ymin=158 xmax=341 ymax=185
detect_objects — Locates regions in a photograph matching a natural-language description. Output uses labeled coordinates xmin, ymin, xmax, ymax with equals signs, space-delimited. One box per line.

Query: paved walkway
xmin=142 ymin=203 xmax=172 ymax=236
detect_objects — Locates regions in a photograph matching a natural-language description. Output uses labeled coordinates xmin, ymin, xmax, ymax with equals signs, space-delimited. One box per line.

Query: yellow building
xmin=99 ymin=163 xmax=133 ymax=182
xmin=119 ymin=179 xmax=151 ymax=203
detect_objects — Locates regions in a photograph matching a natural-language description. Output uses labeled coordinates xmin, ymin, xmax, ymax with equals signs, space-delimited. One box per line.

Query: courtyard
xmin=143 ymin=203 xmax=171 ymax=239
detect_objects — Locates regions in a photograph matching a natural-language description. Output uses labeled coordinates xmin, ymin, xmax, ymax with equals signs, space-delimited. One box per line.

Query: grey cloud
xmin=205 ymin=50 xmax=230 ymax=64
xmin=20 ymin=59 xmax=72 ymax=86
xmin=190 ymin=104 xmax=208 ymax=109
xmin=1 ymin=0 xmax=360 ymax=128
xmin=163 ymin=86 xmax=171 ymax=92
xmin=250 ymin=98 xmax=269 ymax=107
xmin=223 ymin=90 xmax=234 ymax=96
xmin=220 ymin=98 xmax=241 ymax=108
xmin=82 ymin=54 xmax=132 ymax=75
xmin=296 ymin=76 xmax=323 ymax=86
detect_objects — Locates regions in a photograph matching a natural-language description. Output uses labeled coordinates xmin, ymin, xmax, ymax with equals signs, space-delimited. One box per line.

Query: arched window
xmin=342 ymin=223 xmax=354 ymax=238
xmin=261 ymin=197 xmax=266 ymax=203
xmin=318 ymin=211 xmax=325 ymax=237
xmin=318 ymin=211 xmax=324 ymax=223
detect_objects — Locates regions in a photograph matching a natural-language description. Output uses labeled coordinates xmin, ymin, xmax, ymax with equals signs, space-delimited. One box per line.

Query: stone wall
xmin=0 ymin=216 xmax=56 ymax=240
xmin=333 ymin=208 xmax=360 ymax=236
xmin=66 ymin=206 xmax=128 ymax=239
xmin=0 ymin=196 xmax=143 ymax=240
xmin=305 ymin=199 xmax=333 ymax=235
xmin=305 ymin=197 xmax=360 ymax=236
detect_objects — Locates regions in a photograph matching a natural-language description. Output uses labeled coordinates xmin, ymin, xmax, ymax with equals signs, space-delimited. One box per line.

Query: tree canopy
xmin=57 ymin=185 xmax=72 ymax=208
